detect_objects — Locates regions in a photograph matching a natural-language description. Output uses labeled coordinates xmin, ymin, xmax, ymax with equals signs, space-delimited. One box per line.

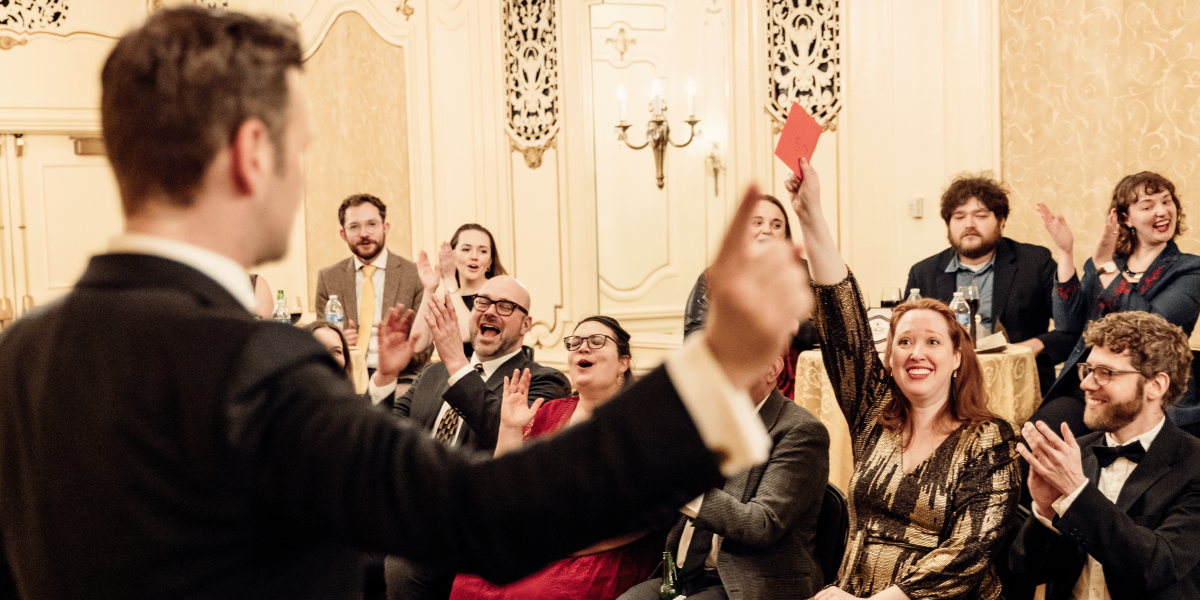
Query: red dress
xmin=447 ymin=397 xmax=662 ymax=600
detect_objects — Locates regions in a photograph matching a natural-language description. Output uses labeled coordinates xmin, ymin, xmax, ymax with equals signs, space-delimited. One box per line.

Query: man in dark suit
xmin=316 ymin=193 xmax=427 ymax=388
xmin=375 ymin=275 xmax=569 ymax=598
xmin=0 ymin=7 xmax=813 ymax=600
xmin=1009 ymin=311 xmax=1200 ymax=599
xmin=905 ymin=174 xmax=1073 ymax=394
xmin=619 ymin=355 xmax=830 ymax=600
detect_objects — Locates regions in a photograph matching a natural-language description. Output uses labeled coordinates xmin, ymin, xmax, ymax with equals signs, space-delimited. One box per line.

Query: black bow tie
xmin=1093 ymin=441 xmax=1147 ymax=468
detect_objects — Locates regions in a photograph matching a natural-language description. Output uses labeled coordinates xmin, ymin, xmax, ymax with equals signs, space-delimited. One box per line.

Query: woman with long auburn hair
xmin=789 ymin=159 xmax=1019 ymax=600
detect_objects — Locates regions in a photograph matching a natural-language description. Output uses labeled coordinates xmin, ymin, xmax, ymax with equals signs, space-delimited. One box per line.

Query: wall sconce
xmin=614 ymin=79 xmax=700 ymax=189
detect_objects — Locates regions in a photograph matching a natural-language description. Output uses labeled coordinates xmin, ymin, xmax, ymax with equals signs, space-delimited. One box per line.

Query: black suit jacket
xmin=0 ymin=254 xmax=722 ymax=600
xmin=905 ymin=237 xmax=1074 ymax=391
xmin=664 ymin=391 xmax=829 ymax=600
xmin=1008 ymin=418 xmax=1200 ymax=599
xmin=393 ymin=353 xmax=570 ymax=453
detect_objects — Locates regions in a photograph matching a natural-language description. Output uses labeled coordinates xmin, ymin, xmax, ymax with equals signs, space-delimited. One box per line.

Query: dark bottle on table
xmin=659 ymin=551 xmax=680 ymax=599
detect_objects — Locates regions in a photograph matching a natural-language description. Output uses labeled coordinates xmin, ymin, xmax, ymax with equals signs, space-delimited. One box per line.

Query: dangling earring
xmin=617 ymin=370 xmax=626 ymax=388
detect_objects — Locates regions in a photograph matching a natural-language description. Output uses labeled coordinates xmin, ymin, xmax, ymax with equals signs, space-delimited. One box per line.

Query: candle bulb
xmin=650 ymin=78 xmax=663 ymax=116
xmin=686 ymin=79 xmax=696 ymax=117
xmin=617 ymin=85 xmax=627 ymax=122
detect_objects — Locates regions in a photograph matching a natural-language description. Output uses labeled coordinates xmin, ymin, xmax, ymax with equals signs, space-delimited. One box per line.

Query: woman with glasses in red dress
xmin=448 ymin=315 xmax=660 ymax=600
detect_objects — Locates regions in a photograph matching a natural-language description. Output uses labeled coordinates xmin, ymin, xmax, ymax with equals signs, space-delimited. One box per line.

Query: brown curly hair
xmin=1110 ymin=172 xmax=1187 ymax=256
xmin=939 ymin=173 xmax=1010 ymax=224
xmin=1083 ymin=311 xmax=1193 ymax=406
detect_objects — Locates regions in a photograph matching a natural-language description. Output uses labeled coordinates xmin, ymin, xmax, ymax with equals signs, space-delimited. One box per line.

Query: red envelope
xmin=774 ymin=102 xmax=822 ymax=178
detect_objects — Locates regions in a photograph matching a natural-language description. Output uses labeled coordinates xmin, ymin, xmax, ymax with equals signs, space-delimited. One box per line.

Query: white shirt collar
xmin=1105 ymin=415 xmax=1167 ymax=452
xmin=353 ymin=248 xmax=389 ymax=271
xmin=470 ymin=346 xmax=525 ymax=380
xmin=108 ymin=234 xmax=256 ymax=313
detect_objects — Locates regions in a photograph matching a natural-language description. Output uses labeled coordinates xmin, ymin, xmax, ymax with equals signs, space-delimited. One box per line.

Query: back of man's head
xmin=1085 ymin=311 xmax=1193 ymax=406
xmin=101 ymin=7 xmax=302 ymax=215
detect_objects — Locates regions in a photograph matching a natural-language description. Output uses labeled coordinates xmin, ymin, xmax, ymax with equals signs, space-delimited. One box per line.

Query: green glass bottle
xmin=659 ymin=551 xmax=680 ymax=599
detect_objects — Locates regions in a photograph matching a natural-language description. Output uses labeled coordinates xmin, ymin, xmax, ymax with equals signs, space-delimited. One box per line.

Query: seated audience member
xmin=683 ymin=193 xmax=817 ymax=399
xmin=451 ymin=316 xmax=660 ymax=600
xmin=905 ymin=174 xmax=1074 ymax=395
xmin=249 ymin=273 xmax=275 ymax=319
xmin=1009 ymin=311 xmax=1200 ymax=599
xmin=375 ymin=275 xmax=571 ymax=600
xmin=304 ymin=321 xmax=352 ymax=381
xmin=1033 ymin=172 xmax=1200 ymax=437
xmin=412 ymin=224 xmax=507 ymax=359
xmin=790 ymin=159 xmax=1020 ymax=600
xmin=617 ymin=354 xmax=830 ymax=600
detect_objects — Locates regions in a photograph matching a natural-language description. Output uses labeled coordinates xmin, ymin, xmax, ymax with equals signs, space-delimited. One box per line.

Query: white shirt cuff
xmin=447 ymin=364 xmax=474 ymax=387
xmin=1051 ymin=479 xmax=1090 ymax=516
xmin=679 ymin=494 xmax=704 ymax=518
xmin=1031 ymin=501 xmax=1061 ymax=533
xmin=368 ymin=377 xmax=397 ymax=406
xmin=665 ymin=334 xmax=771 ymax=476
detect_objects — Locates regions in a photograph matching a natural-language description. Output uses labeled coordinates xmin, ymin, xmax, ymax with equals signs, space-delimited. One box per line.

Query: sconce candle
xmin=650 ymin=78 xmax=663 ymax=116
xmin=687 ymin=80 xmax=696 ymax=117
xmin=617 ymin=85 xmax=627 ymax=121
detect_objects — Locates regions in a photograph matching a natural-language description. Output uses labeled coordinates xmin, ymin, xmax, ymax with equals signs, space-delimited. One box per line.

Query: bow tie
xmin=1093 ymin=441 xmax=1147 ymax=468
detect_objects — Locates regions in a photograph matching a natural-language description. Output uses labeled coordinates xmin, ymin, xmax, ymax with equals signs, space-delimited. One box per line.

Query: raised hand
xmin=705 ymin=182 xmax=809 ymax=390
xmin=417 ymin=250 xmax=440 ymax=292
xmin=785 ymin=158 xmax=822 ymax=219
xmin=1036 ymin=203 xmax=1074 ymax=255
xmin=1020 ymin=421 xmax=1087 ymax=499
xmin=426 ymin=292 xmax=469 ymax=374
xmin=375 ymin=305 xmax=421 ymax=383
xmin=439 ymin=242 xmax=458 ymax=289
xmin=499 ymin=368 xmax=543 ymax=430
xmin=1016 ymin=437 xmax=1065 ymax=518
xmin=343 ymin=319 xmax=359 ymax=348
xmin=1093 ymin=208 xmax=1120 ymax=266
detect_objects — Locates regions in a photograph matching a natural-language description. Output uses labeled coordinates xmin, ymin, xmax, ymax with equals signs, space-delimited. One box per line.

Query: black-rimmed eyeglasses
xmin=563 ymin=334 xmax=617 ymax=352
xmin=1077 ymin=363 xmax=1142 ymax=387
xmin=473 ymin=296 xmax=528 ymax=316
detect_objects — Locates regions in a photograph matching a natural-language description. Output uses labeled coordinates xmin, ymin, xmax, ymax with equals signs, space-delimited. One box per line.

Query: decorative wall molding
xmin=605 ymin=26 xmax=634 ymax=60
xmin=0 ymin=0 xmax=69 ymax=32
xmin=396 ymin=0 xmax=414 ymax=21
xmin=503 ymin=0 xmax=559 ymax=169
xmin=0 ymin=35 xmax=28 ymax=50
xmin=765 ymin=0 xmax=841 ymax=130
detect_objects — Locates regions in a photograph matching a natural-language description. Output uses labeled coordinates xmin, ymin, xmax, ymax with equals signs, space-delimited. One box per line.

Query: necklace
xmin=1124 ymin=268 xmax=1145 ymax=282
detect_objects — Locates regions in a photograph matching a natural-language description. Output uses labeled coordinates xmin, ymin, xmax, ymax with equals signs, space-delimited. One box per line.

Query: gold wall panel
xmin=302 ymin=10 xmax=412 ymax=307
xmin=1000 ymin=0 xmax=1200 ymax=264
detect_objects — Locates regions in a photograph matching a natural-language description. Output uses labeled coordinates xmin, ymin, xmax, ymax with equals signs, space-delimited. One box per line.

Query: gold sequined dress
xmin=812 ymin=273 xmax=1020 ymax=599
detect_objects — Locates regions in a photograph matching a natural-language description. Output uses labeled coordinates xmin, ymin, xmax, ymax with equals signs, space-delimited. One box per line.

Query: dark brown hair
xmin=1110 ymin=172 xmax=1187 ymax=256
xmin=304 ymin=321 xmax=353 ymax=382
xmin=1084 ymin=311 xmax=1193 ymax=406
xmin=879 ymin=298 xmax=996 ymax=437
xmin=758 ymin=195 xmax=793 ymax=240
xmin=573 ymin=315 xmax=634 ymax=390
xmin=939 ymin=174 xmax=1010 ymax=224
xmin=338 ymin=194 xmax=388 ymax=227
xmin=101 ymin=6 xmax=302 ymax=214
xmin=450 ymin=223 xmax=507 ymax=283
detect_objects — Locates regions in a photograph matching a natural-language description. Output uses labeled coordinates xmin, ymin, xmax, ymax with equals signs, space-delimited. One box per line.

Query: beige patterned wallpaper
xmin=302 ymin=11 xmax=412 ymax=306
xmin=1000 ymin=1 xmax=1200 ymax=265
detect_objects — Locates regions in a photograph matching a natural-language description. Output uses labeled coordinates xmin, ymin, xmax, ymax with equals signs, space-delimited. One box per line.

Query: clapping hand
xmin=375 ymin=305 xmax=421 ymax=383
xmin=705 ymin=181 xmax=809 ymax=390
xmin=439 ymin=242 xmax=458 ymax=289
xmin=1036 ymin=203 xmax=1074 ymax=255
xmin=343 ymin=319 xmax=359 ymax=348
xmin=417 ymin=250 xmax=441 ymax=292
xmin=1093 ymin=208 xmax=1120 ymax=267
xmin=1017 ymin=421 xmax=1087 ymax=505
xmin=499 ymin=368 xmax=544 ymax=430
xmin=425 ymin=292 xmax=469 ymax=374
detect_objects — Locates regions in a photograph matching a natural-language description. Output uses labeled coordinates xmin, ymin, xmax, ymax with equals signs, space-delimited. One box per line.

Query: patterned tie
xmin=434 ymin=364 xmax=484 ymax=446
xmin=358 ymin=264 xmax=378 ymax=352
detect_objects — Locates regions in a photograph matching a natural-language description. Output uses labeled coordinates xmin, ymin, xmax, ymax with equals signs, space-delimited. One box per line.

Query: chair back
xmin=815 ymin=482 xmax=849 ymax=586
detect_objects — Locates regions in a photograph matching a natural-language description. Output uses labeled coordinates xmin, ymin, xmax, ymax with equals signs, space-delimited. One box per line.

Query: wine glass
xmin=880 ymin=288 xmax=901 ymax=309
xmin=289 ymin=296 xmax=304 ymax=325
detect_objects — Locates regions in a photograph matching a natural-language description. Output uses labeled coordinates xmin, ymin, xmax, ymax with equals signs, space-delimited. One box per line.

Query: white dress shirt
xmin=108 ymin=234 xmax=256 ymax=313
xmin=1033 ymin=416 xmax=1166 ymax=600
xmin=353 ymin=249 xmax=388 ymax=369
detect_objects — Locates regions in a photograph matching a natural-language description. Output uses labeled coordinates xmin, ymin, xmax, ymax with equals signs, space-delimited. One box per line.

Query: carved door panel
xmin=3 ymin=134 xmax=123 ymax=317
xmin=0 ymin=137 xmax=18 ymax=328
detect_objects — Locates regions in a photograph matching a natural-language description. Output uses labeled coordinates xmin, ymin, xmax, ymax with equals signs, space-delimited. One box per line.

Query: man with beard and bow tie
xmin=1009 ymin=311 xmax=1200 ymax=599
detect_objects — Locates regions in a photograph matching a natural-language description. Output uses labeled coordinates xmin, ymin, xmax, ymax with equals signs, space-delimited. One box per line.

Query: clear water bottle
xmin=906 ymin=288 xmax=922 ymax=303
xmin=272 ymin=290 xmax=290 ymax=324
xmin=950 ymin=291 xmax=971 ymax=334
xmin=326 ymin=294 xmax=344 ymax=330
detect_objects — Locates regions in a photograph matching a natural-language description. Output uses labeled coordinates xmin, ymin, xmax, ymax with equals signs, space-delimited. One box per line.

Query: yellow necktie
xmin=359 ymin=264 xmax=378 ymax=350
